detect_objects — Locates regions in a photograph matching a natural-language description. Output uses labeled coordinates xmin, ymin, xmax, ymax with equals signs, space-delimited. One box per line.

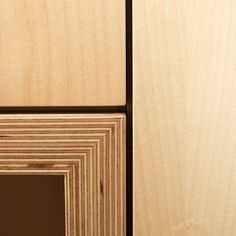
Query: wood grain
xmin=0 ymin=114 xmax=126 ymax=236
xmin=0 ymin=0 xmax=125 ymax=106
xmin=134 ymin=0 xmax=236 ymax=235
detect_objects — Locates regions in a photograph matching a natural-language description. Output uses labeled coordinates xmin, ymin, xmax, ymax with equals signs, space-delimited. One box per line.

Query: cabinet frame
xmin=0 ymin=0 xmax=133 ymax=234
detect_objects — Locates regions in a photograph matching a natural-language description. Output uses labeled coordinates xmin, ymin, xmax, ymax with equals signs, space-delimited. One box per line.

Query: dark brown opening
xmin=0 ymin=175 xmax=65 ymax=236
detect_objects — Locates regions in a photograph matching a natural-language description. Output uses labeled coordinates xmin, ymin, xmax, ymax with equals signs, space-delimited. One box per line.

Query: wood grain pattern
xmin=134 ymin=0 xmax=236 ymax=235
xmin=0 ymin=114 xmax=126 ymax=236
xmin=0 ymin=0 xmax=125 ymax=106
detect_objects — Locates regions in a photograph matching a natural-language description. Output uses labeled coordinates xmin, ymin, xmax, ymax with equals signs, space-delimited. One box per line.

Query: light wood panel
xmin=0 ymin=114 xmax=126 ymax=235
xmin=0 ymin=0 xmax=125 ymax=106
xmin=134 ymin=0 xmax=236 ymax=235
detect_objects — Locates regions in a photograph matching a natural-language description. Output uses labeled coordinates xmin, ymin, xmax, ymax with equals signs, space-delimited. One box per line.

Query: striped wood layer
xmin=0 ymin=114 xmax=126 ymax=236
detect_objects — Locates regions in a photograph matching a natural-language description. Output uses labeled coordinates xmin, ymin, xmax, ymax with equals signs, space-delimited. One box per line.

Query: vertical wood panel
xmin=134 ymin=0 xmax=236 ymax=235
xmin=0 ymin=0 xmax=125 ymax=106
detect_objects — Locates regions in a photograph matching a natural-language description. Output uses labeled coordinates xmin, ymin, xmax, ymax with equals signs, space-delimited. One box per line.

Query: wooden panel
xmin=0 ymin=0 xmax=125 ymax=106
xmin=135 ymin=0 xmax=236 ymax=235
xmin=0 ymin=114 xmax=126 ymax=236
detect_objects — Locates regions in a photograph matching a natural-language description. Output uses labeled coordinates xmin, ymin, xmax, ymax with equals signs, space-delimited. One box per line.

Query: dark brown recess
xmin=0 ymin=175 xmax=65 ymax=236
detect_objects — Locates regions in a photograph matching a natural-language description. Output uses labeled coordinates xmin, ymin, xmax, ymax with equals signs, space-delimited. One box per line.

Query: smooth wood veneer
xmin=135 ymin=0 xmax=236 ymax=235
xmin=0 ymin=114 xmax=126 ymax=236
xmin=0 ymin=0 xmax=125 ymax=106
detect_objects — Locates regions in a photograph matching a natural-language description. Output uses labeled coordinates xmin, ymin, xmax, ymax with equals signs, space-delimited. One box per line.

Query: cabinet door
xmin=0 ymin=0 xmax=125 ymax=106
xmin=135 ymin=0 xmax=236 ymax=235
xmin=0 ymin=114 xmax=126 ymax=235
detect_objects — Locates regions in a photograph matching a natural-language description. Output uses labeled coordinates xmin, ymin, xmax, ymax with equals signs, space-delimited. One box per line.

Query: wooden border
xmin=0 ymin=114 xmax=126 ymax=236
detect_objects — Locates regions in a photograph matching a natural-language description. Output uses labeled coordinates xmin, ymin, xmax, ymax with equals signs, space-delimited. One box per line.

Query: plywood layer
xmin=0 ymin=114 xmax=126 ymax=235
xmin=0 ymin=0 xmax=125 ymax=106
xmin=135 ymin=0 xmax=236 ymax=235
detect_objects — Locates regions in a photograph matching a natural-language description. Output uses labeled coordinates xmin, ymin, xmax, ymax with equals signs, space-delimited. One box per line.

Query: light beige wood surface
xmin=134 ymin=0 xmax=236 ymax=235
xmin=0 ymin=114 xmax=126 ymax=236
xmin=0 ymin=0 xmax=125 ymax=106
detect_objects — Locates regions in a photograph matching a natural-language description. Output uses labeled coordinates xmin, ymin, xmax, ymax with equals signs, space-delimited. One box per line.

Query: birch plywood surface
xmin=135 ymin=0 xmax=236 ymax=235
xmin=0 ymin=0 xmax=125 ymax=106
xmin=0 ymin=114 xmax=126 ymax=236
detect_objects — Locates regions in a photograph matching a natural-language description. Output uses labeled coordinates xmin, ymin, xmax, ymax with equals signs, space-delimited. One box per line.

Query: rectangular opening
xmin=0 ymin=175 xmax=65 ymax=236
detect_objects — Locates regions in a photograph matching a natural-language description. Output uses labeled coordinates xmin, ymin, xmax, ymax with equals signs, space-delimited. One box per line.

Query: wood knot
xmin=100 ymin=181 xmax=104 ymax=195
xmin=27 ymin=163 xmax=52 ymax=168
xmin=0 ymin=135 xmax=10 ymax=139
xmin=176 ymin=219 xmax=196 ymax=232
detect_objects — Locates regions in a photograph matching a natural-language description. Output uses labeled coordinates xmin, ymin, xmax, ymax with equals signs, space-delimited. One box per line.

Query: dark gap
xmin=126 ymin=0 xmax=133 ymax=235
xmin=0 ymin=106 xmax=126 ymax=114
